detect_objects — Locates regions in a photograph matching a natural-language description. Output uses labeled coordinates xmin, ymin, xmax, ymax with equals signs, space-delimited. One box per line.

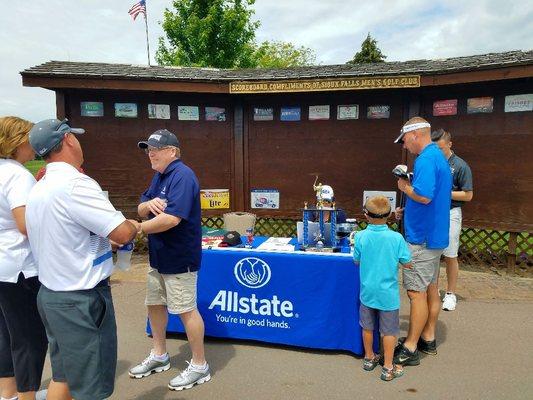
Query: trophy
xmin=301 ymin=177 xmax=340 ymax=252
xmin=313 ymin=176 xmax=324 ymax=208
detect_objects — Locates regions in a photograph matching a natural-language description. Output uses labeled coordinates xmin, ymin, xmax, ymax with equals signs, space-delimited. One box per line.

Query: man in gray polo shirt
xmin=432 ymin=129 xmax=473 ymax=311
xmin=25 ymin=119 xmax=140 ymax=400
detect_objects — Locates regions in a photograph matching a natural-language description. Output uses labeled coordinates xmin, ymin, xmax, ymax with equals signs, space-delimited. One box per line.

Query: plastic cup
xmin=116 ymin=241 xmax=134 ymax=271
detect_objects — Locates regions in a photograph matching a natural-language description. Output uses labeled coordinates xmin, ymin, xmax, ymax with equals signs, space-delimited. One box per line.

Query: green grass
xmin=24 ymin=159 xmax=45 ymax=176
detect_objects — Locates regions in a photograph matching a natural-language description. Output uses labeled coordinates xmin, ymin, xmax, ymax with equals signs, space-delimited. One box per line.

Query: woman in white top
xmin=0 ymin=117 xmax=48 ymax=400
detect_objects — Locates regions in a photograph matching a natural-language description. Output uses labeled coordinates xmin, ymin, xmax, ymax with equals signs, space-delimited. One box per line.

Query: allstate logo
xmin=234 ymin=257 xmax=271 ymax=289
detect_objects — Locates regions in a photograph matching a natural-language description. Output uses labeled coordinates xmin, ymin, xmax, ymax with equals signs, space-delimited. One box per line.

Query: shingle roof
xmin=22 ymin=50 xmax=533 ymax=83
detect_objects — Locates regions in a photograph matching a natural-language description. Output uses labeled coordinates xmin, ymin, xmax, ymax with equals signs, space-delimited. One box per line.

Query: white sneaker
xmin=168 ymin=360 xmax=211 ymax=391
xmin=442 ymin=293 xmax=457 ymax=311
xmin=129 ymin=350 xmax=171 ymax=378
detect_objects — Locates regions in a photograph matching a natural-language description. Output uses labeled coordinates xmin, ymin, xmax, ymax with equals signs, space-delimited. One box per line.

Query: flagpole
xmin=144 ymin=2 xmax=151 ymax=66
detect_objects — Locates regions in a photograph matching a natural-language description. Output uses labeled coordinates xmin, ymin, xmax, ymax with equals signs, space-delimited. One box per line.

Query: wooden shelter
xmin=21 ymin=50 xmax=533 ymax=233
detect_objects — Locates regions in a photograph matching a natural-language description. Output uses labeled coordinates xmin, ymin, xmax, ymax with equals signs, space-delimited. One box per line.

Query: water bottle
xmin=116 ymin=241 xmax=134 ymax=271
xmin=245 ymin=227 xmax=254 ymax=248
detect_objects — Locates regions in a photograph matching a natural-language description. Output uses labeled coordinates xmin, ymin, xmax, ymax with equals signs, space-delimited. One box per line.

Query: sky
xmin=1 ymin=0 xmax=531 ymax=122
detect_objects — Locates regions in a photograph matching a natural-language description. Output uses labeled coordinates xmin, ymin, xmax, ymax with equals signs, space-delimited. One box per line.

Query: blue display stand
xmin=301 ymin=207 xmax=341 ymax=250
xmin=162 ymin=245 xmax=366 ymax=355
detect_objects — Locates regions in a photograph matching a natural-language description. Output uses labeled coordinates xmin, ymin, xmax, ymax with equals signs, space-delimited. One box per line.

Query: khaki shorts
xmin=145 ymin=268 xmax=198 ymax=315
xmin=403 ymin=243 xmax=443 ymax=292
xmin=443 ymin=207 xmax=462 ymax=258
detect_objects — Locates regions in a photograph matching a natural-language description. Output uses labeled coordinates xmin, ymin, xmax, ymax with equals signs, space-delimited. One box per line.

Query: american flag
xmin=128 ymin=0 xmax=146 ymax=21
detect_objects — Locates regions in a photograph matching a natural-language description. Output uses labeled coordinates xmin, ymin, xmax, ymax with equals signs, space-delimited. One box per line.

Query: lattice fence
xmin=458 ymin=229 xmax=532 ymax=273
xmin=135 ymin=217 xmax=532 ymax=273
xmin=203 ymin=217 xmax=532 ymax=272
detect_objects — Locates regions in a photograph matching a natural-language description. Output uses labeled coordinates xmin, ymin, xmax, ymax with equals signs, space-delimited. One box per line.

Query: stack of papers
xmin=201 ymin=236 xmax=224 ymax=249
xmin=257 ymin=237 xmax=294 ymax=252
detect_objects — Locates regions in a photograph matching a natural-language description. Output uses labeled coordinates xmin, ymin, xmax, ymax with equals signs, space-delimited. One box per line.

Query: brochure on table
xmin=256 ymin=237 xmax=294 ymax=252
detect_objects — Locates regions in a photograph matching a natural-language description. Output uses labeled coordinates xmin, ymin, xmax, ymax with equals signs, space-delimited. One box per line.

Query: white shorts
xmin=442 ymin=207 xmax=462 ymax=258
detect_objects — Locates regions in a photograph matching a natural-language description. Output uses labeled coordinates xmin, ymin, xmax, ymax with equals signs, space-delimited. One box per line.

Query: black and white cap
xmin=138 ymin=129 xmax=180 ymax=149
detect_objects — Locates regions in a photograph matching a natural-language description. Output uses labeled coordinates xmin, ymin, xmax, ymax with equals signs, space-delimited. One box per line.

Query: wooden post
xmin=55 ymin=90 xmax=66 ymax=120
xmin=233 ymin=101 xmax=245 ymax=211
xmin=507 ymin=231 xmax=518 ymax=274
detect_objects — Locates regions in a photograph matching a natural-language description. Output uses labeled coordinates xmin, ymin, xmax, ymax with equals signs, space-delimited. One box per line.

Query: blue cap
xmin=29 ymin=119 xmax=85 ymax=157
xmin=138 ymin=129 xmax=180 ymax=149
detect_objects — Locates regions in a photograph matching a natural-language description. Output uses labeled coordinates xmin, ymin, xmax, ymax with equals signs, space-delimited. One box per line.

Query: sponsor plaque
xmin=337 ymin=105 xmax=359 ymax=120
xmin=467 ymin=97 xmax=493 ymax=114
xmin=80 ymin=101 xmax=104 ymax=117
xmin=308 ymin=105 xmax=330 ymax=120
xmin=504 ymin=94 xmax=533 ymax=112
xmin=178 ymin=105 xmax=200 ymax=121
xmin=230 ymin=75 xmax=420 ymax=94
xmin=114 ymin=103 xmax=138 ymax=118
xmin=200 ymin=189 xmax=230 ymax=209
xmin=433 ymin=99 xmax=458 ymax=116
xmin=280 ymin=107 xmax=301 ymax=121
xmin=148 ymin=104 xmax=170 ymax=119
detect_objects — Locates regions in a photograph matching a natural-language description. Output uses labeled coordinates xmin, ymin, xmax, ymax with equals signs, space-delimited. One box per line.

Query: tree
xmin=156 ymin=0 xmax=316 ymax=69
xmin=347 ymin=33 xmax=386 ymax=64
xmin=156 ymin=0 xmax=260 ymax=68
xmin=252 ymin=41 xmax=316 ymax=68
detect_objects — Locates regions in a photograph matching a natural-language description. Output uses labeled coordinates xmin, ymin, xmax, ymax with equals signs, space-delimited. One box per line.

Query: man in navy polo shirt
xmin=129 ymin=129 xmax=210 ymax=391
xmin=392 ymin=117 xmax=452 ymax=366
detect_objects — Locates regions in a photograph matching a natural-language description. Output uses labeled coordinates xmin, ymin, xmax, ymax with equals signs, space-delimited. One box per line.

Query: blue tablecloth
xmin=165 ymin=240 xmax=364 ymax=355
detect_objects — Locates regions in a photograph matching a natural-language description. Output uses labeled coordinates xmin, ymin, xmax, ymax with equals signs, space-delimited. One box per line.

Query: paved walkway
xmin=38 ymin=255 xmax=533 ymax=399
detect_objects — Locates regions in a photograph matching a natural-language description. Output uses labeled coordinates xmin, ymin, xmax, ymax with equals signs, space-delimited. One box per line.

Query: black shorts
xmin=0 ymin=274 xmax=48 ymax=392
xmin=37 ymin=284 xmax=117 ymax=400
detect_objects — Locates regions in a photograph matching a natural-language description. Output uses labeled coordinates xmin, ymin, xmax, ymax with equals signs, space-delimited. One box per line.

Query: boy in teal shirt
xmin=353 ymin=195 xmax=412 ymax=381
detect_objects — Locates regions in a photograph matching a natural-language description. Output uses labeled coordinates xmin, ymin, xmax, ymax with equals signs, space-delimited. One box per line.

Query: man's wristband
xmin=138 ymin=222 xmax=144 ymax=235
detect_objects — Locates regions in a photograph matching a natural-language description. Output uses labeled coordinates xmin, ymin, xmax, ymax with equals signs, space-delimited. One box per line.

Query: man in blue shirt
xmin=129 ymin=129 xmax=210 ymax=391
xmin=393 ymin=117 xmax=452 ymax=366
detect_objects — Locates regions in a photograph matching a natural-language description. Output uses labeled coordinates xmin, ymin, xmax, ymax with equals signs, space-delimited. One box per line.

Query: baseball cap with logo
xmin=29 ymin=119 xmax=85 ymax=157
xmin=219 ymin=231 xmax=242 ymax=247
xmin=138 ymin=129 xmax=180 ymax=149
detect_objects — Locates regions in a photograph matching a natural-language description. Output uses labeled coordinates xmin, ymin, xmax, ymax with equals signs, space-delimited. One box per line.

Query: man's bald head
xmin=403 ymin=117 xmax=431 ymax=135
xmin=398 ymin=116 xmax=432 ymax=155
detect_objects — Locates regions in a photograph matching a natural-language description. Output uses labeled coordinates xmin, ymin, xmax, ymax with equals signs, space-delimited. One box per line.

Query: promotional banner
xmin=200 ymin=189 xmax=230 ymax=209
xmin=337 ymin=105 xmax=359 ymax=120
xmin=308 ymin=105 xmax=330 ymax=120
xmin=251 ymin=189 xmax=279 ymax=209
xmin=148 ymin=104 xmax=170 ymax=119
xmin=80 ymin=101 xmax=104 ymax=117
xmin=114 ymin=103 xmax=138 ymax=118
xmin=178 ymin=105 xmax=200 ymax=120
xmin=467 ymin=97 xmax=493 ymax=114
xmin=504 ymin=94 xmax=533 ymax=112
xmin=166 ymin=249 xmax=363 ymax=354
xmin=433 ymin=99 xmax=457 ymax=116
xmin=280 ymin=107 xmax=301 ymax=121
